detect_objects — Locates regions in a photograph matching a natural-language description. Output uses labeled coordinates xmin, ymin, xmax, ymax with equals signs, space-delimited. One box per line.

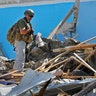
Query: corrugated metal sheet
xmin=44 ymin=78 xmax=96 ymax=96
xmin=5 ymin=69 xmax=53 ymax=96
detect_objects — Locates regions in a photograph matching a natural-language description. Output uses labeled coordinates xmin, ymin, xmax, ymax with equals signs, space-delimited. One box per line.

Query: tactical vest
xmin=7 ymin=18 xmax=33 ymax=45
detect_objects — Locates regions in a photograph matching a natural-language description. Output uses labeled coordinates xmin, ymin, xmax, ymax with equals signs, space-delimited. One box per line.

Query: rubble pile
xmin=27 ymin=37 xmax=96 ymax=77
xmin=0 ymin=36 xmax=95 ymax=96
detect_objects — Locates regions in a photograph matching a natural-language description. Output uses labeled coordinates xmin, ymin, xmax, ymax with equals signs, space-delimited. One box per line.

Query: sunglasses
xmin=29 ymin=15 xmax=33 ymax=18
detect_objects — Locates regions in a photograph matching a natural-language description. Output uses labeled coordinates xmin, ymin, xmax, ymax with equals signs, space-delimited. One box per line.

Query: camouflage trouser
xmin=13 ymin=40 xmax=26 ymax=71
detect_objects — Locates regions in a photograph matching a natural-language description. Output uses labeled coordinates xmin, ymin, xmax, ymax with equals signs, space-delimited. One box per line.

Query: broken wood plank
xmin=50 ymin=69 xmax=63 ymax=77
xmin=35 ymin=50 xmax=70 ymax=71
xmin=53 ymin=44 xmax=96 ymax=53
xmin=75 ymin=49 xmax=96 ymax=70
xmin=47 ymin=1 xmax=79 ymax=39
xmin=71 ymin=0 xmax=80 ymax=36
xmin=74 ymin=53 xmax=96 ymax=73
xmin=78 ymin=36 xmax=96 ymax=45
xmin=47 ymin=5 xmax=75 ymax=39
xmin=43 ymin=57 xmax=70 ymax=72
xmin=12 ymin=73 xmax=24 ymax=77
xmin=0 ymin=70 xmax=19 ymax=78
xmin=42 ymin=55 xmax=92 ymax=73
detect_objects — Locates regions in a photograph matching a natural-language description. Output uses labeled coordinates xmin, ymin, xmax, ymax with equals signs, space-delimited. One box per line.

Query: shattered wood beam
xmin=71 ymin=56 xmax=90 ymax=68
xmin=36 ymin=43 xmax=96 ymax=71
xmin=66 ymin=55 xmax=96 ymax=74
xmin=47 ymin=5 xmax=76 ymax=39
xmin=43 ymin=48 xmax=96 ymax=72
xmin=44 ymin=55 xmax=83 ymax=72
xmin=84 ymin=49 xmax=96 ymax=61
xmin=63 ymin=56 xmax=95 ymax=72
xmin=43 ymin=57 xmax=71 ymax=72
xmin=47 ymin=21 xmax=62 ymax=39
xmin=48 ymin=0 xmax=80 ymax=39
xmin=75 ymin=49 xmax=96 ymax=70
xmin=74 ymin=53 xmax=96 ymax=73
xmin=41 ymin=57 xmax=60 ymax=71
xmin=12 ymin=73 xmax=24 ymax=77
xmin=0 ymin=70 xmax=19 ymax=78
xmin=75 ymin=0 xmax=80 ymax=11
xmin=44 ymin=58 xmax=60 ymax=72
xmin=35 ymin=50 xmax=70 ymax=71
xmin=53 ymin=44 xmax=96 ymax=53
xmin=78 ymin=36 xmax=96 ymax=45
xmin=58 ymin=5 xmax=76 ymax=30
xmin=72 ymin=0 xmax=80 ymax=33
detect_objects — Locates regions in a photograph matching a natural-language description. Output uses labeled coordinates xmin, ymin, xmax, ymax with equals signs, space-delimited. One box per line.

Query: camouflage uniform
xmin=13 ymin=17 xmax=33 ymax=71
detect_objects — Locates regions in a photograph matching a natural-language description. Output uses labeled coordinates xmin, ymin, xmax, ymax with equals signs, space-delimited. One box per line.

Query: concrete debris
xmin=0 ymin=35 xmax=95 ymax=96
xmin=0 ymin=0 xmax=96 ymax=95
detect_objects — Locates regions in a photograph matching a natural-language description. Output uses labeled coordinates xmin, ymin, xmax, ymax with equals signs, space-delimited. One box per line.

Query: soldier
xmin=13 ymin=9 xmax=34 ymax=71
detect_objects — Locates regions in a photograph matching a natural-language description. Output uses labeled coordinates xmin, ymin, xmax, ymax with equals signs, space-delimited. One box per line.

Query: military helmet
xmin=24 ymin=9 xmax=34 ymax=17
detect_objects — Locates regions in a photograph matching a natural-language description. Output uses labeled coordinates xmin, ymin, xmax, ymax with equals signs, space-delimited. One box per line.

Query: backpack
xmin=7 ymin=20 xmax=20 ymax=45
xmin=7 ymin=19 xmax=33 ymax=45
